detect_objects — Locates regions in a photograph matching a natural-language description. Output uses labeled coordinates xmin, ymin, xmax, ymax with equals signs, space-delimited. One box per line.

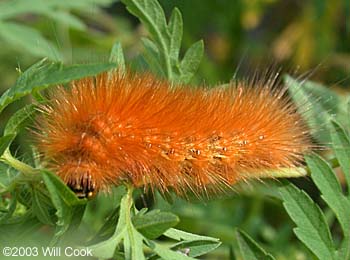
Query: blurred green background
xmin=0 ymin=0 xmax=349 ymax=259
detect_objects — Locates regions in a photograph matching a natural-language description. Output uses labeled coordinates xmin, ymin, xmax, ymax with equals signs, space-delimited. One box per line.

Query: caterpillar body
xmin=36 ymin=72 xmax=311 ymax=198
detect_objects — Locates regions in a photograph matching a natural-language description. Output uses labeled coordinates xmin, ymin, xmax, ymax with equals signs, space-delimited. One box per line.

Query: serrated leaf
xmin=121 ymin=0 xmax=203 ymax=83
xmin=121 ymin=0 xmax=169 ymax=49
xmin=41 ymin=170 xmax=86 ymax=243
xmin=0 ymin=135 xmax=15 ymax=157
xmin=329 ymin=119 xmax=350 ymax=188
xmin=0 ymin=22 xmax=62 ymax=61
xmin=0 ymin=59 xmax=116 ymax=113
xmin=279 ymin=181 xmax=335 ymax=260
xmin=164 ymin=228 xmax=219 ymax=242
xmin=91 ymin=188 xmax=146 ymax=260
xmin=121 ymin=0 xmax=171 ymax=76
xmin=308 ymin=154 xmax=350 ymax=260
xmin=236 ymin=229 xmax=275 ymax=260
xmin=306 ymin=153 xmax=350 ymax=243
xmin=179 ymin=40 xmax=204 ymax=83
xmin=285 ymin=75 xmax=337 ymax=143
xmin=109 ymin=42 xmax=126 ymax=72
xmin=132 ymin=210 xmax=179 ymax=239
xmin=4 ymin=104 xmax=36 ymax=136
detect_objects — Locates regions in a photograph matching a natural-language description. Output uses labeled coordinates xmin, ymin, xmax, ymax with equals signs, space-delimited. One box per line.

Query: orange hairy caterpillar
xmin=35 ymin=71 xmax=311 ymax=198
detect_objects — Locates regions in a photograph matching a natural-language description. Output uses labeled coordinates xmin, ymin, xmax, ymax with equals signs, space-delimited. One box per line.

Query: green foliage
xmin=235 ymin=229 xmax=275 ymax=260
xmin=286 ymin=75 xmax=347 ymax=143
xmin=0 ymin=135 xmax=15 ymax=156
xmin=109 ymin=41 xmax=126 ymax=73
xmin=279 ymin=181 xmax=335 ymax=259
xmin=0 ymin=0 xmax=349 ymax=259
xmin=276 ymin=114 xmax=350 ymax=259
xmin=0 ymin=22 xmax=62 ymax=61
xmin=132 ymin=210 xmax=179 ymax=239
xmin=0 ymin=60 xmax=116 ymax=114
xmin=3 ymin=104 xmax=36 ymax=136
xmin=330 ymin=120 xmax=350 ymax=187
xmin=0 ymin=0 xmax=114 ymax=61
xmin=121 ymin=0 xmax=203 ymax=83
xmin=0 ymin=1 xmax=216 ymax=258
xmin=41 ymin=170 xmax=87 ymax=244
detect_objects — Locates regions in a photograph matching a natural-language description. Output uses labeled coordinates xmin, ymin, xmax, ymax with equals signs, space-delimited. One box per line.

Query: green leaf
xmin=147 ymin=240 xmax=196 ymax=260
xmin=279 ymin=181 xmax=335 ymax=260
xmin=229 ymin=245 xmax=237 ymax=260
xmin=121 ymin=0 xmax=202 ymax=83
xmin=90 ymin=188 xmax=130 ymax=259
xmin=150 ymin=228 xmax=221 ymax=259
xmin=87 ymin=206 xmax=120 ymax=244
xmin=0 ymin=191 xmax=17 ymax=224
xmin=41 ymin=170 xmax=86 ymax=243
xmin=4 ymin=104 xmax=36 ymax=136
xmin=305 ymin=152 xmax=350 ymax=259
xmin=42 ymin=11 xmax=86 ymax=31
xmin=285 ymin=75 xmax=337 ymax=143
xmin=132 ymin=210 xmax=179 ymax=239
xmin=164 ymin=228 xmax=219 ymax=242
xmin=0 ymin=22 xmax=62 ymax=61
xmin=329 ymin=119 xmax=350 ymax=188
xmin=0 ymin=135 xmax=15 ymax=157
xmin=0 ymin=0 xmax=114 ymax=20
xmin=109 ymin=42 xmax=126 ymax=72
xmin=0 ymin=59 xmax=116 ymax=114
xmin=179 ymin=40 xmax=204 ymax=84
xmin=0 ymin=162 xmax=17 ymax=191
xmin=121 ymin=0 xmax=171 ymax=75
xmin=141 ymin=37 xmax=163 ymax=76
xmin=31 ymin=188 xmax=55 ymax=225
xmin=168 ymin=8 xmax=183 ymax=64
xmin=0 ymin=105 xmax=36 ymax=160
xmin=170 ymin=239 xmax=221 ymax=258
xmin=306 ymin=154 xmax=350 ymax=250
xmin=91 ymin=187 xmax=146 ymax=260
xmin=121 ymin=0 xmax=169 ymax=48
xmin=124 ymin=224 xmax=145 ymax=260
xmin=236 ymin=229 xmax=275 ymax=260
xmin=84 ymin=187 xmax=125 ymax=240
xmin=90 ymin=228 xmax=126 ymax=259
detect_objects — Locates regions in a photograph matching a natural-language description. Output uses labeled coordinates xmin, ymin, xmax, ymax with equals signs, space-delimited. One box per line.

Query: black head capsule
xmin=67 ymin=173 xmax=96 ymax=199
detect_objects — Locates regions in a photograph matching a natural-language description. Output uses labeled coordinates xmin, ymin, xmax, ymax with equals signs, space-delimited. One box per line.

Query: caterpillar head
xmin=66 ymin=172 xmax=96 ymax=199
xmin=56 ymin=161 xmax=100 ymax=199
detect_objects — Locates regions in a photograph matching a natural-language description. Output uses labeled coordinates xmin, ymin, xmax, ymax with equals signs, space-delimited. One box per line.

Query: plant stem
xmin=0 ymin=150 xmax=40 ymax=191
xmin=1 ymin=150 xmax=36 ymax=175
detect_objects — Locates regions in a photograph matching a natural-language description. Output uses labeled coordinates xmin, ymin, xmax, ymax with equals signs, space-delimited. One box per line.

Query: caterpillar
xmin=35 ymin=71 xmax=311 ymax=198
